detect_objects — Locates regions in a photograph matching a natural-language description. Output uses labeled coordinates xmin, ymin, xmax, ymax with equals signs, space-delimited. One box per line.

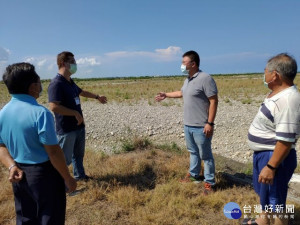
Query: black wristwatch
xmin=206 ymin=122 xmax=215 ymax=126
xmin=267 ymin=164 xmax=277 ymax=171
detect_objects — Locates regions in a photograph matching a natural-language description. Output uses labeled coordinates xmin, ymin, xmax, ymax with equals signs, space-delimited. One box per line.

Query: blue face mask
xmin=69 ymin=64 xmax=77 ymax=74
xmin=181 ymin=64 xmax=189 ymax=74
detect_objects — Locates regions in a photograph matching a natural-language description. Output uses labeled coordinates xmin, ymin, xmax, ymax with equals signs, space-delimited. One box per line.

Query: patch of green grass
xmin=243 ymin=162 xmax=253 ymax=175
xmin=123 ymin=92 xmax=130 ymax=100
xmin=121 ymin=136 xmax=152 ymax=152
xmin=241 ymin=98 xmax=253 ymax=104
xmin=156 ymin=142 xmax=183 ymax=154
xmin=224 ymin=98 xmax=231 ymax=103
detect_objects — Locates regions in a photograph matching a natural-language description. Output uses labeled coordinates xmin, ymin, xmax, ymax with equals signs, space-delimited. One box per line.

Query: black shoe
xmin=75 ymin=175 xmax=92 ymax=181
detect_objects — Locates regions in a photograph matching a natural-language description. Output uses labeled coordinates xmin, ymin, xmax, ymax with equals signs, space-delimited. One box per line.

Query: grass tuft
xmin=155 ymin=141 xmax=183 ymax=154
xmin=121 ymin=136 xmax=152 ymax=152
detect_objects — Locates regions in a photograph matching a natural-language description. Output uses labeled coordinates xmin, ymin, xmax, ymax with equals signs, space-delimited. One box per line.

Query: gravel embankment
xmin=81 ymin=98 xmax=300 ymax=164
xmin=1 ymin=99 xmax=299 ymax=164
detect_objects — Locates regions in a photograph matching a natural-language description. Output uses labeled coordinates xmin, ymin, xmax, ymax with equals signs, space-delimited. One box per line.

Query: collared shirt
xmin=248 ymin=85 xmax=300 ymax=151
xmin=48 ymin=74 xmax=84 ymax=135
xmin=181 ymin=70 xmax=218 ymax=127
xmin=0 ymin=94 xmax=58 ymax=164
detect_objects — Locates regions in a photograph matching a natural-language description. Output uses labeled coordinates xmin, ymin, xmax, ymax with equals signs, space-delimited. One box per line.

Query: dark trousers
xmin=13 ymin=161 xmax=66 ymax=225
xmin=253 ymin=149 xmax=297 ymax=209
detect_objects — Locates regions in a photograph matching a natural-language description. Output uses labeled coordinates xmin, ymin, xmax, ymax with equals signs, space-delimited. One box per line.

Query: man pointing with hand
xmin=48 ymin=51 xmax=107 ymax=181
xmin=156 ymin=50 xmax=218 ymax=194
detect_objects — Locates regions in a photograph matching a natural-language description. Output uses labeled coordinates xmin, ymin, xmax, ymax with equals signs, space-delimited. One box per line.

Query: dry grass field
xmin=0 ymin=74 xmax=300 ymax=224
xmin=1 ymin=140 xmax=299 ymax=225
xmin=0 ymin=73 xmax=299 ymax=105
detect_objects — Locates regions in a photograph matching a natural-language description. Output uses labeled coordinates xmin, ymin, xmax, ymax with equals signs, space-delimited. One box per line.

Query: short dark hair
xmin=266 ymin=53 xmax=298 ymax=82
xmin=2 ymin=62 xmax=39 ymax=94
xmin=182 ymin=50 xmax=200 ymax=67
xmin=57 ymin=51 xmax=74 ymax=69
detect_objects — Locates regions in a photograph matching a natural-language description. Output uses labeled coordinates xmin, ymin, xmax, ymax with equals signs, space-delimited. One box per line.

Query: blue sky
xmin=1 ymin=0 xmax=300 ymax=79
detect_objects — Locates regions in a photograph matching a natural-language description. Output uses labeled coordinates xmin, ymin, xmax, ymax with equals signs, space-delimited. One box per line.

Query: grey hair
xmin=266 ymin=53 xmax=297 ymax=82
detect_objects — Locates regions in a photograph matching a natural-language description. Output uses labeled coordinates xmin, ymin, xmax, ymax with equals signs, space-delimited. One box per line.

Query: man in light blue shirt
xmin=0 ymin=63 xmax=76 ymax=225
xmin=0 ymin=94 xmax=58 ymax=164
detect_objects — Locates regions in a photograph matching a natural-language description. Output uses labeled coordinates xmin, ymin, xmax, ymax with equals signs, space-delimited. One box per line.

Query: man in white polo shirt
xmin=246 ymin=53 xmax=299 ymax=225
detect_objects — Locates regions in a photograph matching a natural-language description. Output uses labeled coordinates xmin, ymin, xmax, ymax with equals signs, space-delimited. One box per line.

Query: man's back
xmin=0 ymin=94 xmax=57 ymax=164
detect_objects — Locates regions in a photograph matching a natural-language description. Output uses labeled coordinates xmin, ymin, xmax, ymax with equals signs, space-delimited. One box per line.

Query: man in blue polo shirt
xmin=48 ymin=51 xmax=107 ymax=181
xmin=155 ymin=50 xmax=218 ymax=194
xmin=0 ymin=63 xmax=76 ymax=224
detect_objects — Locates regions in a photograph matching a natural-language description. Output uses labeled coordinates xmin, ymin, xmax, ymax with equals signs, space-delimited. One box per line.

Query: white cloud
xmin=37 ymin=59 xmax=47 ymax=67
xmin=77 ymin=57 xmax=101 ymax=66
xmin=15 ymin=46 xmax=182 ymax=78
xmin=24 ymin=57 xmax=36 ymax=63
xmin=24 ymin=56 xmax=55 ymax=72
xmin=24 ymin=56 xmax=56 ymax=66
xmin=105 ymin=46 xmax=182 ymax=62
xmin=155 ymin=46 xmax=181 ymax=55
xmin=22 ymin=56 xmax=57 ymax=78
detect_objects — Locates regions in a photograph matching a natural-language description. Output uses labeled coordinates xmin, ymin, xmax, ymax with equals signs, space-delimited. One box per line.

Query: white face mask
xmin=263 ymin=73 xmax=274 ymax=88
xmin=181 ymin=64 xmax=189 ymax=74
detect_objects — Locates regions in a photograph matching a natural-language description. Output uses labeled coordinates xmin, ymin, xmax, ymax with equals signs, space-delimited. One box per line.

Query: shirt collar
xmin=267 ymin=85 xmax=298 ymax=101
xmin=188 ymin=70 xmax=202 ymax=81
xmin=11 ymin=94 xmax=38 ymax=104
xmin=57 ymin=73 xmax=73 ymax=84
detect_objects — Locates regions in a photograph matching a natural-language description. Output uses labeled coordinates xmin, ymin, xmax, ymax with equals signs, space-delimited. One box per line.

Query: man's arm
xmin=203 ymin=95 xmax=218 ymax=137
xmin=155 ymin=91 xmax=182 ymax=101
xmin=80 ymin=90 xmax=107 ymax=104
xmin=49 ymin=102 xmax=83 ymax=125
xmin=44 ymin=144 xmax=77 ymax=192
xmin=0 ymin=144 xmax=23 ymax=183
xmin=258 ymin=140 xmax=292 ymax=185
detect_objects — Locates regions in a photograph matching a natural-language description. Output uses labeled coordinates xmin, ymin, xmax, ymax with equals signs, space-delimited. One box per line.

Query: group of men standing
xmin=0 ymin=50 xmax=299 ymax=225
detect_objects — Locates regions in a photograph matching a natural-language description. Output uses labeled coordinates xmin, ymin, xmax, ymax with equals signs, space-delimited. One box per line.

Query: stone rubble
xmin=80 ymin=98 xmax=300 ymax=164
xmin=1 ymin=98 xmax=299 ymax=164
